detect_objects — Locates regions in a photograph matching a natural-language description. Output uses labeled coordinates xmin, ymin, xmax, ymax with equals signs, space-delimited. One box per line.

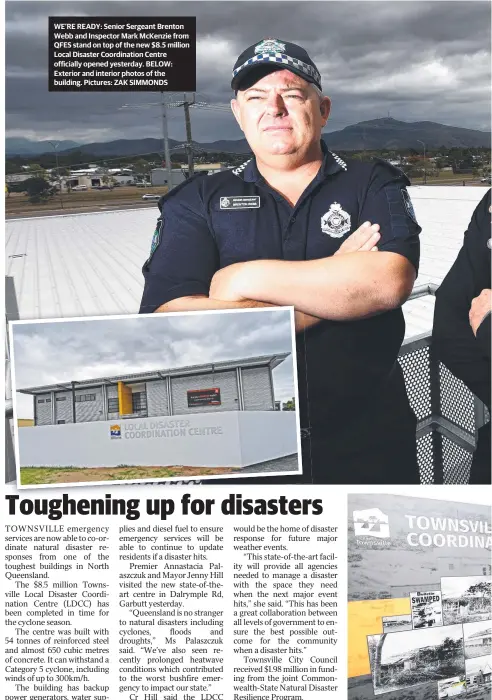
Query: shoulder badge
xmin=143 ymin=216 xmax=163 ymax=271
xmin=321 ymin=202 xmax=351 ymax=238
xmin=401 ymin=188 xmax=418 ymax=224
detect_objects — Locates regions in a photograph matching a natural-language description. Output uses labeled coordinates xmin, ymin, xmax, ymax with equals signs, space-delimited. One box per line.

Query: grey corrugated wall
xmin=241 ymin=367 xmax=273 ymax=410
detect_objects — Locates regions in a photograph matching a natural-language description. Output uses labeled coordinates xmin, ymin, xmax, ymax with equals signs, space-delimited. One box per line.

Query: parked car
xmin=71 ymin=185 xmax=88 ymax=191
xmin=480 ymin=176 xmax=491 ymax=183
xmin=141 ymin=193 xmax=161 ymax=200
xmin=96 ymin=185 xmax=112 ymax=190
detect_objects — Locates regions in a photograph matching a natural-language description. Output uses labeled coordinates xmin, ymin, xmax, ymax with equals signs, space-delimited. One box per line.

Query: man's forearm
xmin=155 ymin=295 xmax=322 ymax=332
xmin=155 ymin=295 xmax=269 ymax=313
xmin=230 ymin=252 xmax=415 ymax=320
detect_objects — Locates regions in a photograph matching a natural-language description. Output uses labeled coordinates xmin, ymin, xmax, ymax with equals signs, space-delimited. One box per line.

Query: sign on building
xmin=187 ymin=388 xmax=221 ymax=407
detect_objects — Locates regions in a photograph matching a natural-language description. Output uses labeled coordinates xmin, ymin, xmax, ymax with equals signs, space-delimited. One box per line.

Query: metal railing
xmin=5 ymin=280 xmax=488 ymax=485
xmin=398 ymin=285 xmax=488 ymax=484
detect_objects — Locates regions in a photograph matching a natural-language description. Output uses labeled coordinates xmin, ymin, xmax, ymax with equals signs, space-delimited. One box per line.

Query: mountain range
xmin=6 ymin=119 xmax=490 ymax=158
xmin=5 ymin=137 xmax=82 ymax=156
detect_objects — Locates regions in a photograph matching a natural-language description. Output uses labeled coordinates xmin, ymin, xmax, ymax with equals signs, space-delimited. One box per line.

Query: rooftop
xmin=6 ymin=186 xmax=489 ymax=337
xmin=18 ymin=353 xmax=290 ymax=394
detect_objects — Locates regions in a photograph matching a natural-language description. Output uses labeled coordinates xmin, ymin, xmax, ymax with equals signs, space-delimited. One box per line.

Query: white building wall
xmin=171 ymin=370 xmax=239 ymax=414
xmin=150 ymin=169 xmax=186 ymax=187
xmin=35 ymin=394 xmax=52 ymax=426
xmin=237 ymin=411 xmax=298 ymax=466
xmin=147 ymin=379 xmax=170 ymax=417
xmin=18 ymin=411 xmax=299 ymax=470
xmin=241 ymin=366 xmax=273 ymax=410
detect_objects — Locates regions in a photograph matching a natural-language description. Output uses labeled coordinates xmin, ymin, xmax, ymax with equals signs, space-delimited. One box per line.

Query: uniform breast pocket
xmin=210 ymin=208 xmax=282 ymax=265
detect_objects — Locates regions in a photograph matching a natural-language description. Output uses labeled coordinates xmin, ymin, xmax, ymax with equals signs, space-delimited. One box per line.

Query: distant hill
xmin=6 ymin=138 xmax=81 ymax=156
xmin=6 ymin=119 xmax=490 ymax=158
xmin=322 ymin=118 xmax=491 ymax=150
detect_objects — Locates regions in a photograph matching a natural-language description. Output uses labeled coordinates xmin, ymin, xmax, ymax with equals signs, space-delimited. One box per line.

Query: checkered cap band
xmin=232 ymin=52 xmax=321 ymax=87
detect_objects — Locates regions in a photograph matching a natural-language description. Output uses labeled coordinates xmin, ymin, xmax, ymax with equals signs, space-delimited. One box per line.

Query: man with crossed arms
xmin=140 ymin=38 xmax=421 ymax=484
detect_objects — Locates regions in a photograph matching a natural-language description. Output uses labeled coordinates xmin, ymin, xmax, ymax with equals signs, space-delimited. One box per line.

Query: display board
xmin=187 ymin=387 xmax=221 ymax=407
xmin=348 ymin=494 xmax=491 ymax=700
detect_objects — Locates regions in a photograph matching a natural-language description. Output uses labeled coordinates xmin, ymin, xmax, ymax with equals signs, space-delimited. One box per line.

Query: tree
xmin=25 ymin=163 xmax=48 ymax=179
xmin=282 ymin=397 xmax=296 ymax=411
xmin=467 ymin=581 xmax=491 ymax=597
xmin=374 ymin=634 xmax=387 ymax=688
xmin=24 ymin=177 xmax=56 ymax=204
xmin=101 ymin=174 xmax=115 ymax=188
xmin=437 ymin=636 xmax=462 ymax=660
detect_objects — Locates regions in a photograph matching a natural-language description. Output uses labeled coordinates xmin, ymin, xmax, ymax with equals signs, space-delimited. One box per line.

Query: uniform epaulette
xmin=157 ymin=171 xmax=208 ymax=212
xmin=373 ymin=156 xmax=408 ymax=180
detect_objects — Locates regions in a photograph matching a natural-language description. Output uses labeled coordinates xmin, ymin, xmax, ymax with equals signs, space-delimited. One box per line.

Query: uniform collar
xmin=232 ymin=140 xmax=347 ymax=183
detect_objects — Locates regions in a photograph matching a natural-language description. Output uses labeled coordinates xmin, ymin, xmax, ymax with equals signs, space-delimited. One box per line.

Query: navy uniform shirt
xmin=433 ymin=189 xmax=491 ymax=409
xmin=140 ymin=142 xmax=421 ymax=450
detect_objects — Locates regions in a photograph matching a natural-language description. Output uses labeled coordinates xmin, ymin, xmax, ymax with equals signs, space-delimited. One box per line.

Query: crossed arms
xmin=155 ymin=222 xmax=416 ymax=331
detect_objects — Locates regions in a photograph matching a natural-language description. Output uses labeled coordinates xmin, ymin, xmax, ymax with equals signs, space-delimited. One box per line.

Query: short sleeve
xmin=359 ymin=161 xmax=421 ymax=273
xmin=139 ymin=181 xmax=219 ymax=313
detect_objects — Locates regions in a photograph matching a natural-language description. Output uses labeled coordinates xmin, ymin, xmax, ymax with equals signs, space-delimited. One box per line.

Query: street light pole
xmin=183 ymin=93 xmax=195 ymax=176
xmin=160 ymin=92 xmax=173 ymax=191
xmin=417 ymin=139 xmax=427 ymax=185
xmin=48 ymin=141 xmax=64 ymax=209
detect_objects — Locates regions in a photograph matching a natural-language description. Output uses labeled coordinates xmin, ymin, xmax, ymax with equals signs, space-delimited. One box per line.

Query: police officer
xmin=140 ymin=38 xmax=421 ymax=484
xmin=433 ymin=190 xmax=491 ymax=484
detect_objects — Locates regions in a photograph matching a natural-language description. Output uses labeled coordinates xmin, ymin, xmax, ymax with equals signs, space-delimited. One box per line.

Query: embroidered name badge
xmin=220 ymin=196 xmax=260 ymax=210
xmin=321 ymin=202 xmax=351 ymax=238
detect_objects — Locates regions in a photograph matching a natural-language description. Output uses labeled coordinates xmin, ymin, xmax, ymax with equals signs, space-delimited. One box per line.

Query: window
xmin=37 ymin=399 xmax=45 ymax=404
xmin=75 ymin=393 xmax=96 ymax=402
xmin=57 ymin=420 xmax=65 ymax=424
xmin=132 ymin=392 xmax=147 ymax=412
xmin=449 ymin=563 xmax=455 ymax=571
xmin=56 ymin=396 xmax=66 ymax=402
xmin=46 ymin=398 xmax=51 ymax=403
xmin=108 ymin=398 xmax=119 ymax=413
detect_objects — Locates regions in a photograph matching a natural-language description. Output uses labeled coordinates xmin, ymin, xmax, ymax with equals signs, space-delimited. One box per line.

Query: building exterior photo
xmin=20 ymin=354 xmax=287 ymax=427
xmin=16 ymin=353 xmax=300 ymax=473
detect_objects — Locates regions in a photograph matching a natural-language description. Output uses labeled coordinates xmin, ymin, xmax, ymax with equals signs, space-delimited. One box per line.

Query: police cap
xmin=231 ymin=37 xmax=322 ymax=92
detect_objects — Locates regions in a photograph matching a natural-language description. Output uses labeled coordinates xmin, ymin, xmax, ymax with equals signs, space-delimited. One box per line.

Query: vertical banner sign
xmin=117 ymin=382 xmax=132 ymax=415
xmin=48 ymin=17 xmax=196 ymax=91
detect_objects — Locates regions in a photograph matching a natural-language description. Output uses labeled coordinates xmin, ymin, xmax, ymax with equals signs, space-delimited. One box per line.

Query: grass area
xmin=6 ymin=185 xmax=169 ymax=216
xmin=410 ymin=172 xmax=481 ymax=185
xmin=20 ymin=465 xmax=239 ymax=485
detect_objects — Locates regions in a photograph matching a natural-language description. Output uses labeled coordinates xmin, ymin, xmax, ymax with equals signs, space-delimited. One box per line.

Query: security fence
xmin=5 ymin=279 xmax=489 ymax=484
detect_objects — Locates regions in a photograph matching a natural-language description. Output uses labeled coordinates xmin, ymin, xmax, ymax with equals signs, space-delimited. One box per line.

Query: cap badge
xmin=321 ymin=202 xmax=351 ymax=238
xmin=254 ymin=39 xmax=286 ymax=54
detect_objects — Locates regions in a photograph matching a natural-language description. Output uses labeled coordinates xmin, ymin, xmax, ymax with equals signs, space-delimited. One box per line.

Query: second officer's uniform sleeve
xmin=432 ymin=189 xmax=491 ymax=408
xmin=139 ymin=181 xmax=219 ymax=313
xmin=359 ymin=160 xmax=421 ymax=273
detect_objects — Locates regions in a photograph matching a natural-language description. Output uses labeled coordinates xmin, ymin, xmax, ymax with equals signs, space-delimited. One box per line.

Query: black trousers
xmin=469 ymin=422 xmax=491 ymax=484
